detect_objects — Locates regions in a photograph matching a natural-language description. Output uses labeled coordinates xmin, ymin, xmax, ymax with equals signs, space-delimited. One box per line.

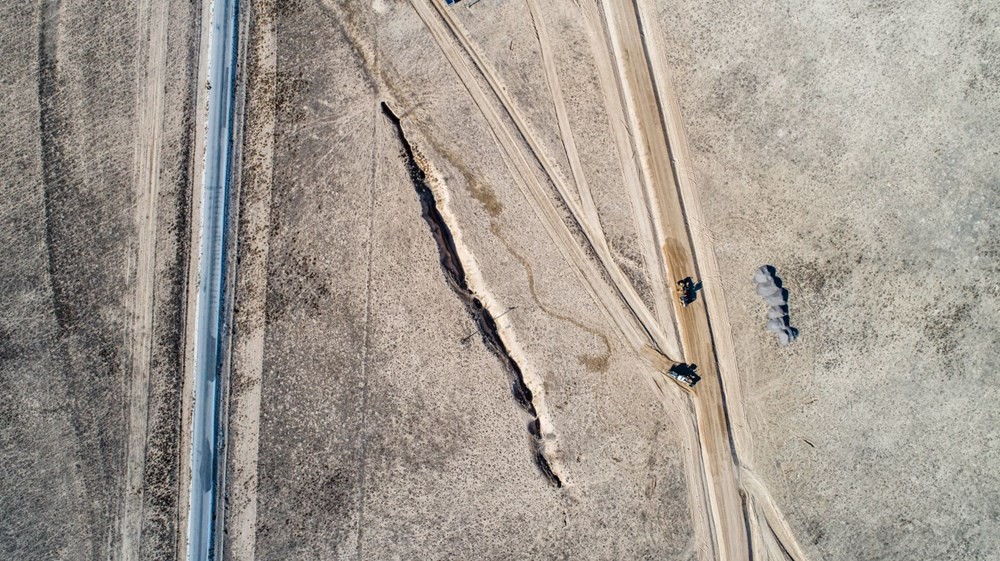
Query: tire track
xmin=741 ymin=470 xmax=808 ymax=561
xmin=489 ymin=222 xmax=612 ymax=372
xmin=602 ymin=0 xmax=810 ymax=558
xmin=420 ymin=0 xmax=676 ymax=359
xmin=121 ymin=0 xmax=170 ymax=558
xmin=36 ymin=2 xmax=101 ymax=558
xmin=637 ymin=345 xmax=718 ymax=560
xmin=525 ymin=0 xmax=599 ymax=233
xmin=574 ymin=0 xmax=681 ymax=361
xmin=410 ymin=3 xmax=788 ymax=559
xmin=527 ymin=0 xmax=680 ymax=364
xmin=598 ymin=0 xmax=751 ymax=558
xmin=38 ymin=0 xmax=107 ymax=559
xmin=632 ymin=0 xmax=810 ymax=558
xmin=409 ymin=0 xmax=656 ymax=357
xmin=415 ymin=6 xmax=723 ymax=555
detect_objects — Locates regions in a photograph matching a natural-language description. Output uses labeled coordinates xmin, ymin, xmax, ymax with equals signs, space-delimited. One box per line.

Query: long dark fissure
xmin=381 ymin=101 xmax=561 ymax=488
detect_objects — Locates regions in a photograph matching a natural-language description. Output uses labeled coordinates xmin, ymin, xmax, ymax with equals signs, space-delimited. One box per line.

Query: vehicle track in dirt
xmin=417 ymin=0 xmax=808 ymax=559
xmin=121 ymin=0 xmax=171 ymax=558
xmin=415 ymin=2 xmax=729 ymax=555
xmin=634 ymin=0 xmax=810 ymax=557
xmin=574 ymin=0 xmax=679 ymax=347
xmin=633 ymin=9 xmax=810 ymax=560
xmin=526 ymin=0 xmax=680 ymax=362
xmin=410 ymin=0 xmax=657 ymax=357
xmin=525 ymin=0 xmax=599 ymax=233
xmin=490 ymin=222 xmax=613 ymax=373
xmin=602 ymin=0 xmax=809 ymax=558
xmin=35 ymin=1 xmax=100 ymax=557
xmin=419 ymin=0 xmax=676 ymax=359
xmin=598 ymin=0 xmax=750 ymax=558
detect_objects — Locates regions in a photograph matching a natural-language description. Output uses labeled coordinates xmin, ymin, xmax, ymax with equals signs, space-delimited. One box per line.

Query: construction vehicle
xmin=677 ymin=277 xmax=702 ymax=307
xmin=667 ymin=363 xmax=701 ymax=388
xmin=639 ymin=345 xmax=702 ymax=389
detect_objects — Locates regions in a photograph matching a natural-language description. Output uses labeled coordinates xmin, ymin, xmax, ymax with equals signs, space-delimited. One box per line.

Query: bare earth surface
xmin=225 ymin=0 xmax=999 ymax=560
xmin=0 ymin=2 xmax=198 ymax=560
xmin=3 ymin=0 xmax=999 ymax=560
xmin=657 ymin=0 xmax=1000 ymax=559
xmin=224 ymin=0 xmax=697 ymax=559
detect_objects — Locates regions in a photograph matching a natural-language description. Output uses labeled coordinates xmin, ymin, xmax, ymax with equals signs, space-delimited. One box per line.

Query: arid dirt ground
xmin=225 ymin=1 xmax=1000 ymax=560
xmin=2 ymin=0 xmax=998 ymax=560
xmin=658 ymin=1 xmax=1000 ymax=559
xmin=224 ymin=1 xmax=696 ymax=559
xmin=0 ymin=1 xmax=198 ymax=560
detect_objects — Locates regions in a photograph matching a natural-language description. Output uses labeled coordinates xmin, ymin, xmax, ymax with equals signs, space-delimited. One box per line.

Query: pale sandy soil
xmin=225 ymin=1 xmax=1000 ymax=559
xmin=656 ymin=0 xmax=1000 ymax=559
xmin=5 ymin=0 xmax=995 ymax=559
xmin=224 ymin=0 xmax=697 ymax=559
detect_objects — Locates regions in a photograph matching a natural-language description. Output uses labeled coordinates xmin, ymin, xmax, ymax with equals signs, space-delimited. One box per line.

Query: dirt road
xmin=418 ymin=0 xmax=805 ymax=558
xmin=598 ymin=0 xmax=755 ymax=557
xmin=121 ymin=0 xmax=170 ymax=558
xmin=600 ymin=0 xmax=808 ymax=558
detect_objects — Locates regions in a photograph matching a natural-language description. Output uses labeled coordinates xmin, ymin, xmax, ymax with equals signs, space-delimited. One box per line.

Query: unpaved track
xmin=636 ymin=1 xmax=810 ymax=559
xmin=422 ymin=0 xmax=678 ymax=359
xmin=631 ymin=2 xmax=809 ymax=558
xmin=525 ymin=0 xmax=599 ymax=232
xmin=121 ymin=0 xmax=170 ymax=558
xmin=573 ymin=0 xmax=681 ymax=378
xmin=598 ymin=1 xmax=749 ymax=558
xmin=412 ymin=0 xmax=657 ymax=356
xmin=525 ymin=0 xmax=679 ymax=359
xmin=600 ymin=0 xmax=810 ymax=559
xmin=741 ymin=470 xmax=809 ymax=561
xmin=418 ymin=1 xmax=739 ymax=555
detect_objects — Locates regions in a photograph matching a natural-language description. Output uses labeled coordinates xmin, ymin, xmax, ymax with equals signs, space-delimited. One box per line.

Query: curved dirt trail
xmin=490 ymin=222 xmax=613 ymax=372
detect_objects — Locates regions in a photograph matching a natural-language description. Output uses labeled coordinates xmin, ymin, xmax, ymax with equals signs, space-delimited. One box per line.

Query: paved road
xmin=187 ymin=0 xmax=240 ymax=559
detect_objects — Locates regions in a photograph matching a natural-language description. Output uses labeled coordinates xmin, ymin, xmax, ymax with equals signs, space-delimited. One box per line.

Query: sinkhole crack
xmin=382 ymin=101 xmax=562 ymax=488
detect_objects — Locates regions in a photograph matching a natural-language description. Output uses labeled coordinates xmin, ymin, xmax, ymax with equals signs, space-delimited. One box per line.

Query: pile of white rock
xmin=753 ymin=265 xmax=798 ymax=346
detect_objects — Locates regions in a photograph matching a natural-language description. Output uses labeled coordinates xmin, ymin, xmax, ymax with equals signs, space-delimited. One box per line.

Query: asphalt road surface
xmin=187 ymin=0 xmax=240 ymax=559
